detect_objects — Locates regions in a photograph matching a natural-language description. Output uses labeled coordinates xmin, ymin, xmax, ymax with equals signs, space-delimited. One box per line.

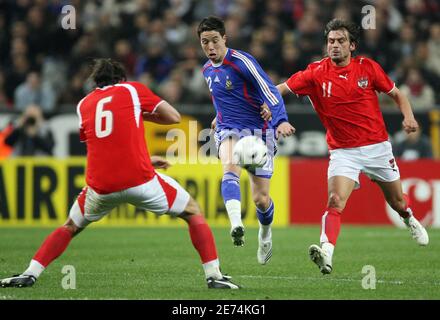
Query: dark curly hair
xmin=89 ymin=58 xmax=126 ymax=87
xmin=324 ymin=19 xmax=361 ymax=48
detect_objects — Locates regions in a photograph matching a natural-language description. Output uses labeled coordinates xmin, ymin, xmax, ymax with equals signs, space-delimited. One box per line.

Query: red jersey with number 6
xmin=285 ymin=56 xmax=395 ymax=150
xmin=76 ymin=81 xmax=163 ymax=194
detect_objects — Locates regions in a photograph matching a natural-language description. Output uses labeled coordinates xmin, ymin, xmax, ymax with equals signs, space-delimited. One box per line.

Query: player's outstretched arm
xmin=276 ymin=83 xmax=290 ymax=96
xmin=276 ymin=122 xmax=296 ymax=139
xmin=142 ymin=101 xmax=181 ymax=125
xmin=387 ymin=87 xmax=419 ymax=134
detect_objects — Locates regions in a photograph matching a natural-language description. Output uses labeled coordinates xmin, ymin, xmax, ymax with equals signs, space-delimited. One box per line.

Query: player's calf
xmin=221 ymin=172 xmax=243 ymax=235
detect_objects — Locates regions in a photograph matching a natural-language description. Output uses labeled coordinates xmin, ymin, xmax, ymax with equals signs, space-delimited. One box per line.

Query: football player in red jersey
xmin=0 ymin=59 xmax=239 ymax=289
xmin=277 ymin=19 xmax=429 ymax=275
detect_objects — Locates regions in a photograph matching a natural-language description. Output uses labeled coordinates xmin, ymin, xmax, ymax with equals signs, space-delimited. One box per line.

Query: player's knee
xmin=223 ymin=164 xmax=240 ymax=175
xmin=180 ymin=197 xmax=202 ymax=222
xmin=253 ymin=193 xmax=270 ymax=211
xmin=63 ymin=219 xmax=82 ymax=237
xmin=328 ymin=193 xmax=345 ymax=211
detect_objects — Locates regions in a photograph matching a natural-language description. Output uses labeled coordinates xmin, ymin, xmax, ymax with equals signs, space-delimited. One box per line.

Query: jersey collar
xmin=329 ymin=57 xmax=353 ymax=71
xmin=211 ymin=48 xmax=230 ymax=68
xmin=96 ymin=85 xmax=113 ymax=90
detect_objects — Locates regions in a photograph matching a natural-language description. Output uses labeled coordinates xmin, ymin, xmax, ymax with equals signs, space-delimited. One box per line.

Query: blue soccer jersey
xmin=202 ymin=48 xmax=288 ymax=132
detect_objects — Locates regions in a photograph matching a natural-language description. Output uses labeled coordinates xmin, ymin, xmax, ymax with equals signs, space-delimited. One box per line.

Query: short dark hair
xmin=89 ymin=58 xmax=126 ymax=87
xmin=197 ymin=16 xmax=225 ymax=38
xmin=324 ymin=19 xmax=360 ymax=48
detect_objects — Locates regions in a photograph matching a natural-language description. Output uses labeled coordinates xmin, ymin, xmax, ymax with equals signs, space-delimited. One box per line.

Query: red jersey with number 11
xmin=285 ymin=56 xmax=395 ymax=150
xmin=77 ymin=81 xmax=163 ymax=194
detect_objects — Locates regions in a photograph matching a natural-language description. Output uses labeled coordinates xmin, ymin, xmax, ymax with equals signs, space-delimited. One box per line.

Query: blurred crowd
xmin=0 ymin=0 xmax=439 ymax=114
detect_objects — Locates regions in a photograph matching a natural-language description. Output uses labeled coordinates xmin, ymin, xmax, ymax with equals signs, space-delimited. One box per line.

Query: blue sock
xmin=221 ymin=172 xmax=242 ymax=227
xmin=257 ymin=199 xmax=274 ymax=226
xmin=221 ymin=172 xmax=241 ymax=202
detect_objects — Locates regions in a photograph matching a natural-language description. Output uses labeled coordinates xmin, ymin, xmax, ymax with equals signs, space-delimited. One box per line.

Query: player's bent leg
xmin=375 ymin=179 xmax=407 ymax=216
xmin=178 ymin=198 xmax=240 ymax=289
xmin=310 ymin=204 xmax=338 ymax=275
xmin=1 ymin=186 xmax=100 ymax=288
xmin=327 ymin=176 xmax=356 ymax=211
xmin=250 ymin=174 xmax=273 ymax=265
xmin=222 ymin=170 xmax=245 ymax=247
xmin=0 ymin=218 xmax=84 ymax=288
xmin=219 ymin=137 xmax=245 ymax=247
xmin=29 ymin=218 xmax=83 ymax=275
xmin=138 ymin=174 xmax=239 ymax=288
xmin=376 ymin=180 xmax=429 ymax=246
xmin=310 ymin=176 xmax=356 ymax=275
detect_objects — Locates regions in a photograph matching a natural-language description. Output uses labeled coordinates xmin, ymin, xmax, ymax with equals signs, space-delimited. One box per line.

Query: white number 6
xmin=95 ymin=96 xmax=113 ymax=138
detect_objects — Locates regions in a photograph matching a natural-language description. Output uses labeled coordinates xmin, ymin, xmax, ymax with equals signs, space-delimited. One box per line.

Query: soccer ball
xmin=232 ymin=136 xmax=268 ymax=171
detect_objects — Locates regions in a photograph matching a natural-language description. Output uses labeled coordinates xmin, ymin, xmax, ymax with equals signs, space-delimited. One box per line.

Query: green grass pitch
xmin=0 ymin=226 xmax=439 ymax=300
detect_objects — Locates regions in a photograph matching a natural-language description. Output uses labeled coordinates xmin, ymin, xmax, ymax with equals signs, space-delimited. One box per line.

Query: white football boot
xmin=257 ymin=238 xmax=272 ymax=265
xmin=406 ymin=214 xmax=429 ymax=246
xmin=257 ymin=223 xmax=273 ymax=265
xmin=309 ymin=244 xmax=333 ymax=275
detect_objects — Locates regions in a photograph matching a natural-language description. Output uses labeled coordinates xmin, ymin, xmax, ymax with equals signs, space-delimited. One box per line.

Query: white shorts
xmin=328 ymin=141 xmax=400 ymax=189
xmin=69 ymin=173 xmax=191 ymax=228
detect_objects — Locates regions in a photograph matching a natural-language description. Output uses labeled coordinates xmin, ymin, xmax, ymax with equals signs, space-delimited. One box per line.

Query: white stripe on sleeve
xmin=232 ymin=51 xmax=279 ymax=106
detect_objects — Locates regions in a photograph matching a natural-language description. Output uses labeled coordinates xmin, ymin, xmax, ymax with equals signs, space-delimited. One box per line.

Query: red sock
xmin=33 ymin=227 xmax=73 ymax=267
xmin=187 ymin=215 xmax=218 ymax=263
xmin=320 ymin=207 xmax=341 ymax=246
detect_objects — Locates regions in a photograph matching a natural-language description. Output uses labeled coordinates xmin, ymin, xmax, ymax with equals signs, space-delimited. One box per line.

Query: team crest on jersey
xmin=225 ymin=76 xmax=234 ymax=90
xmin=357 ymin=77 xmax=369 ymax=89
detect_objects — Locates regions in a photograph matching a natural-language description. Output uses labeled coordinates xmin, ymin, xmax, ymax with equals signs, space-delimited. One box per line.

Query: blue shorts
xmin=214 ymin=128 xmax=276 ymax=179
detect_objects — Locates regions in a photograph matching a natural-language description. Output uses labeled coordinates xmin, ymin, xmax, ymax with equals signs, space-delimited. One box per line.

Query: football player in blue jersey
xmin=197 ymin=16 xmax=295 ymax=264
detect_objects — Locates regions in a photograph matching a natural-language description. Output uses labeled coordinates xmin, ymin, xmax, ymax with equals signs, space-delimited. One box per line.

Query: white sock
xmin=321 ymin=242 xmax=334 ymax=258
xmin=23 ymin=259 xmax=45 ymax=278
xmin=202 ymin=259 xmax=222 ymax=280
xmin=258 ymin=223 xmax=272 ymax=242
xmin=225 ymin=199 xmax=243 ymax=228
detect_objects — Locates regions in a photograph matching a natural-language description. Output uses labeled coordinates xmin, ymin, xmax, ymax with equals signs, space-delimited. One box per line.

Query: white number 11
xmin=322 ymin=81 xmax=332 ymax=97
